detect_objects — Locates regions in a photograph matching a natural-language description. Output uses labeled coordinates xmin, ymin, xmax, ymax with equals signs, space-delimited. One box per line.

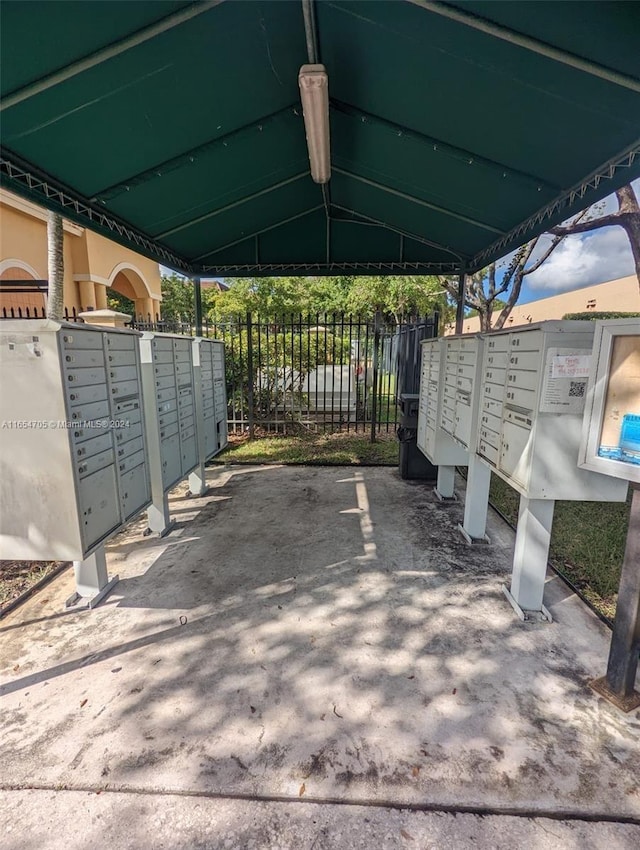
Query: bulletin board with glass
xmin=579 ymin=319 xmax=640 ymax=483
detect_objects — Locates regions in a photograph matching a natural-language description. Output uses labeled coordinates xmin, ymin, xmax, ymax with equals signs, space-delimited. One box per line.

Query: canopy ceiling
xmin=1 ymin=1 xmax=639 ymax=277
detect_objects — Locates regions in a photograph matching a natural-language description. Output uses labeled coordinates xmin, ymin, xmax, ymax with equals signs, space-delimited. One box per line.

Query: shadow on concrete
xmin=1 ymin=466 xmax=639 ymax=824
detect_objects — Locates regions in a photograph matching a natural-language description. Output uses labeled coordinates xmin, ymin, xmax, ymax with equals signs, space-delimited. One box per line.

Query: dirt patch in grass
xmin=214 ymin=430 xmax=399 ymax=466
xmin=0 ymin=560 xmax=67 ymax=613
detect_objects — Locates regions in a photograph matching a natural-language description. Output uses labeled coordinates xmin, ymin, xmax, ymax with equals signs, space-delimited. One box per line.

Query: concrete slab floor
xmin=0 ymin=465 xmax=638 ymax=850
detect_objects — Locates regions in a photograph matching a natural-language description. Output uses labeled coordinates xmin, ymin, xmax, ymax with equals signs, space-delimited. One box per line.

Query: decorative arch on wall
xmin=0 ymin=258 xmax=43 ymax=280
xmin=107 ymin=262 xmax=153 ymax=299
xmin=0 ymin=258 xmax=46 ymax=314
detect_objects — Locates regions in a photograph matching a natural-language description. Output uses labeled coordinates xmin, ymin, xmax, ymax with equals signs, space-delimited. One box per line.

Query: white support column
xmin=146 ymin=490 xmax=174 ymax=536
xmin=459 ymin=454 xmax=491 ymax=543
xmin=65 ymin=545 xmax=119 ymax=611
xmin=435 ymin=465 xmax=456 ymax=500
xmin=188 ymin=465 xmax=208 ymax=498
xmin=188 ymin=337 xmax=209 ymax=498
xmin=503 ymin=496 xmax=555 ymax=620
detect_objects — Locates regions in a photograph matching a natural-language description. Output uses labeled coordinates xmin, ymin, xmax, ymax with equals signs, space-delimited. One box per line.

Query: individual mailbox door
xmin=77 ymin=457 xmax=121 ymax=551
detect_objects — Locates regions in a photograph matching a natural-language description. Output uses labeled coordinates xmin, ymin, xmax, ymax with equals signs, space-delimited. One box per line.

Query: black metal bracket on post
xmin=591 ymin=482 xmax=640 ymax=712
xmin=455 ymin=264 xmax=466 ymax=335
xmin=193 ymin=276 xmax=203 ymax=337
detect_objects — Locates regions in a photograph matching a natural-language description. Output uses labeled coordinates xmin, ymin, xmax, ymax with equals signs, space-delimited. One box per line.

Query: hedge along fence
xmin=562 ymin=311 xmax=640 ymax=321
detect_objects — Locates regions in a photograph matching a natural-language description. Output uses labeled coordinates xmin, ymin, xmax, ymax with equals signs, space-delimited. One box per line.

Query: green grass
xmin=490 ymin=474 xmax=631 ymax=621
xmin=214 ymin=430 xmax=398 ymax=466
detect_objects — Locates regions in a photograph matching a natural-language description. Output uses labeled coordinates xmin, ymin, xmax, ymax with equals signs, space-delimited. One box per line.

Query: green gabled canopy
xmin=1 ymin=0 xmax=639 ymax=276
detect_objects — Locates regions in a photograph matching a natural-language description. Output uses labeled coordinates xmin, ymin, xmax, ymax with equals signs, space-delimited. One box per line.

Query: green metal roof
xmin=1 ymin=1 xmax=639 ymax=276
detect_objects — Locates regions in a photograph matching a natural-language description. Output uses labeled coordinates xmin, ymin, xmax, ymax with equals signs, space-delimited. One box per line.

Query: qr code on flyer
xmin=568 ymin=380 xmax=586 ymax=398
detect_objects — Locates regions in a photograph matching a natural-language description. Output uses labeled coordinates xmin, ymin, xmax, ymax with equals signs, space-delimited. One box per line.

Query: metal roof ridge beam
xmin=330 ymin=203 xmax=467 ymax=261
xmin=193 ymin=204 xmax=325 ymax=261
xmin=302 ymin=0 xmax=320 ymax=64
xmin=409 ymin=0 xmax=640 ymax=94
xmin=333 ymin=167 xmax=505 ymax=234
xmin=1 ymin=1 xmax=225 ymax=113
xmin=91 ymin=105 xmax=300 ymax=201
xmin=331 ymin=100 xmax=560 ymax=192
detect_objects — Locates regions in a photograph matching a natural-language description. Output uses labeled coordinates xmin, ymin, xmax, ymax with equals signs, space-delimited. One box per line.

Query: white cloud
xmin=525 ymin=227 xmax=634 ymax=293
xmin=495 ymin=179 xmax=639 ymax=295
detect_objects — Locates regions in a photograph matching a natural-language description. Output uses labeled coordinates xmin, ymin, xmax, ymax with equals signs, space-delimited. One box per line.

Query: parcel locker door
xmin=119 ymin=464 xmax=151 ymax=521
xmin=78 ymin=465 xmax=121 ymax=551
xmin=161 ymin=434 xmax=182 ymax=489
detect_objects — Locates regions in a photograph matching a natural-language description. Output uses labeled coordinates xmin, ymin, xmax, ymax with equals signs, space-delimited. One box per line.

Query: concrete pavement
xmin=1 ymin=464 xmax=638 ymax=848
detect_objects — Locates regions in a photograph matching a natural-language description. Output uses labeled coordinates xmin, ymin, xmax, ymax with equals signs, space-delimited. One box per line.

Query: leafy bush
xmin=562 ymin=311 xmax=640 ymax=321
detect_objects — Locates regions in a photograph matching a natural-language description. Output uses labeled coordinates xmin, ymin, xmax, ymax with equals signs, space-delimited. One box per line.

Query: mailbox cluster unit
xmin=0 ymin=321 xmax=229 ymax=606
xmin=417 ymin=338 xmax=468 ymax=472
xmin=439 ymin=336 xmax=483 ymax=450
xmin=418 ymin=333 xmax=490 ymax=539
xmin=195 ymin=337 xmax=228 ymax=460
xmin=475 ymin=321 xmax=627 ymax=501
xmin=139 ymin=332 xmax=198 ymax=498
xmin=418 ymin=336 xmax=484 ymax=489
xmin=0 ymin=320 xmax=151 ymax=561
xmin=416 ymin=320 xmax=628 ymax=619
xmin=139 ymin=332 xmax=229 ymax=534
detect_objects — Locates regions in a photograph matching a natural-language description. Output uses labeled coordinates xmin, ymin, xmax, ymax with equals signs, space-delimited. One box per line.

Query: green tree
xmin=160 ymin=274 xmax=217 ymax=323
xmin=107 ymin=288 xmax=135 ymax=315
xmin=211 ymin=274 xmax=445 ymax=323
xmin=344 ymin=275 xmax=445 ymax=325
xmin=210 ymin=277 xmax=310 ymax=319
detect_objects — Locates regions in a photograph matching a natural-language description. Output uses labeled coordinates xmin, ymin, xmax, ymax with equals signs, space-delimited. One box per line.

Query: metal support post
xmin=370 ymin=311 xmax=381 ymax=443
xmin=503 ymin=496 xmax=554 ymax=621
xmin=65 ymin=545 xmax=119 ymax=611
xmin=455 ymin=264 xmax=466 ymax=335
xmin=591 ymin=483 xmax=640 ymax=711
xmin=194 ymin=276 xmax=203 ymax=337
xmin=246 ymin=312 xmax=255 ymax=440
xmin=435 ymin=465 xmax=457 ymax=501
xmin=459 ymin=454 xmax=491 ymax=543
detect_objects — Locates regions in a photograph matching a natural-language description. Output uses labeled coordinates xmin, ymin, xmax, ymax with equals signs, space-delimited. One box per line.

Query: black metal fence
xmin=1 ymin=304 xmax=82 ymax=321
xmin=1 ymin=302 xmax=437 ymax=441
xmin=207 ymin=313 xmax=437 ymax=439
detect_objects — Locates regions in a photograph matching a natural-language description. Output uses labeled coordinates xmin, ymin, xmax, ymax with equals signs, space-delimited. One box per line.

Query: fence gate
xmin=209 ymin=313 xmax=438 ymax=440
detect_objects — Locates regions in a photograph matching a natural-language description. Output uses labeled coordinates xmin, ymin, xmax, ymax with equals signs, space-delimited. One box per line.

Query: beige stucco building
xmin=446 ymin=274 xmax=640 ymax=335
xmin=0 ymin=189 xmax=162 ymax=320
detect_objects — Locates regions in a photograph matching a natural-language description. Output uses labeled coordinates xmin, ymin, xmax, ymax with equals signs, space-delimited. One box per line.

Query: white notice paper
xmin=540 ymin=348 xmax=591 ymax=414
xmin=551 ymin=353 xmax=591 ymax=379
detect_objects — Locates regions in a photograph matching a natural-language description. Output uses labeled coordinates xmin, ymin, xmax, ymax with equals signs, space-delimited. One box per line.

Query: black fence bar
xmin=370 ymin=312 xmax=381 ymax=443
xmin=1 ymin=305 xmax=83 ymax=321
xmin=246 ymin=312 xmax=255 ymax=439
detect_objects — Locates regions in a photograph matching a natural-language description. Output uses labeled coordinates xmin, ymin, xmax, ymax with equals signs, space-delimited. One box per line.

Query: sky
xmin=503 ymin=177 xmax=639 ymax=305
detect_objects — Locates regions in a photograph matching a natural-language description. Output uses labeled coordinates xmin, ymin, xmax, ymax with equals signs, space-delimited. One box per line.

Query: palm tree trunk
xmin=46 ymin=211 xmax=64 ymax=320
